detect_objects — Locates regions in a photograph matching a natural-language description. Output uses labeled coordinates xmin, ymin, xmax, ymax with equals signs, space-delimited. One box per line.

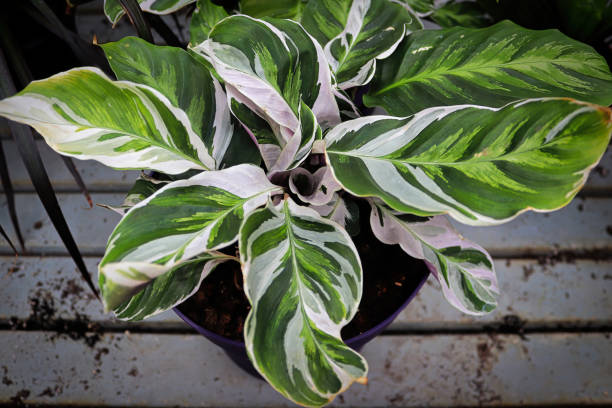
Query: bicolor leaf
xmin=0 ymin=67 xmax=215 ymax=174
xmin=364 ymin=20 xmax=612 ymax=115
xmin=102 ymin=37 xmax=260 ymax=169
xmin=104 ymin=0 xmax=196 ymax=25
xmin=104 ymin=253 xmax=232 ymax=320
xmin=240 ymin=0 xmax=307 ymax=20
xmin=370 ymin=201 xmax=498 ymax=314
xmin=302 ymin=0 xmax=422 ymax=89
xmin=189 ymin=0 xmax=229 ymax=45
xmin=191 ymin=15 xmax=340 ymax=172
xmin=325 ymin=98 xmax=612 ymax=226
xmin=430 ymin=1 xmax=492 ymax=28
xmin=240 ymin=198 xmax=367 ymax=406
xmin=99 ymin=164 xmax=281 ymax=310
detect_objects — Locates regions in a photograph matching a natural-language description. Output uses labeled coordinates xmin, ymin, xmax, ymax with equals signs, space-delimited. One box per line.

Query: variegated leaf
xmin=370 ymin=201 xmax=498 ymax=314
xmin=240 ymin=198 xmax=367 ymax=406
xmin=0 ymin=67 xmax=215 ymax=174
xmin=399 ymin=0 xmax=434 ymax=15
xmin=312 ymin=193 xmax=361 ymax=236
xmin=102 ymin=37 xmax=260 ymax=169
xmin=103 ymin=253 xmax=232 ymax=320
xmin=104 ymin=0 xmax=196 ymax=25
xmin=191 ymin=15 xmax=339 ymax=172
xmin=430 ymin=1 xmax=492 ymax=28
xmin=289 ymin=166 xmax=341 ymax=205
xmin=364 ymin=21 xmax=612 ymax=115
xmin=302 ymin=0 xmax=422 ymax=89
xmin=99 ymin=164 xmax=281 ymax=310
xmin=325 ymin=98 xmax=612 ymax=226
xmin=240 ymin=0 xmax=307 ymax=20
xmin=189 ymin=0 xmax=229 ymax=45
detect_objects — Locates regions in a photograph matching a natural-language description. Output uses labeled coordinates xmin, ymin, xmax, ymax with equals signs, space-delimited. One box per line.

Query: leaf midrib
xmin=372 ymin=57 xmax=589 ymax=96
xmin=327 ymin=142 xmax=547 ymax=167
xmin=282 ymin=201 xmax=345 ymax=385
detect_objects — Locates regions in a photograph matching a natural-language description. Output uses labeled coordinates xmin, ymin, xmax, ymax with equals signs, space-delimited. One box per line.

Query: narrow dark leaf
xmin=147 ymin=14 xmax=183 ymax=47
xmin=0 ymin=138 xmax=25 ymax=250
xmin=0 ymin=223 xmax=18 ymax=255
xmin=60 ymin=156 xmax=93 ymax=208
xmin=119 ymin=0 xmax=154 ymax=43
xmin=0 ymin=25 xmax=99 ymax=298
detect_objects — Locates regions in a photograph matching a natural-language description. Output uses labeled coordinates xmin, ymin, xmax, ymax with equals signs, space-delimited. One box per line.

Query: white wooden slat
xmin=0 ymin=256 xmax=182 ymax=327
xmin=0 ymin=331 xmax=609 ymax=406
xmin=1 ymin=257 xmax=609 ymax=329
xmin=395 ymin=259 xmax=612 ymax=329
xmin=0 ymin=140 xmax=137 ymax=192
xmin=452 ymin=197 xmax=612 ymax=257
xmin=1 ymin=193 xmax=610 ymax=256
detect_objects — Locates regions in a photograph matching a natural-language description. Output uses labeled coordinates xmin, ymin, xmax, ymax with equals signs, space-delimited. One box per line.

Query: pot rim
xmin=174 ymin=260 xmax=432 ymax=349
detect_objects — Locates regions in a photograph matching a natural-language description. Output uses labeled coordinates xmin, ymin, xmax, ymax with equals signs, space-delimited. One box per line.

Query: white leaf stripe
xmin=302 ymin=0 xmax=421 ymax=89
xmin=191 ymin=15 xmax=340 ymax=172
xmin=104 ymin=0 xmax=196 ymax=24
xmin=325 ymin=98 xmax=612 ymax=226
xmin=365 ymin=20 xmax=612 ymax=115
xmin=240 ymin=199 xmax=367 ymax=407
xmin=112 ymin=256 xmax=231 ymax=321
xmin=370 ymin=202 xmax=498 ymax=314
xmin=0 ymin=67 xmax=215 ymax=174
xmin=98 ymin=164 xmax=281 ymax=310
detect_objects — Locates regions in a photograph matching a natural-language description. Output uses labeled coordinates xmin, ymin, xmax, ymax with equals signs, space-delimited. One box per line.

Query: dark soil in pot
xmin=178 ymin=198 xmax=430 ymax=342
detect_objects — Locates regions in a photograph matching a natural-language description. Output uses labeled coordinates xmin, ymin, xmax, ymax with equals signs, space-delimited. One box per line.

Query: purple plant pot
xmin=174 ymin=261 xmax=432 ymax=379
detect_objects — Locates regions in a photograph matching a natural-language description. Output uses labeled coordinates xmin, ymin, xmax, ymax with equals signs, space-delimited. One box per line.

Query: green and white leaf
xmin=240 ymin=0 xmax=307 ymax=20
xmin=103 ymin=253 xmax=232 ymax=320
xmin=240 ymin=198 xmax=367 ymax=407
xmin=325 ymin=98 xmax=612 ymax=226
xmin=312 ymin=194 xmax=361 ymax=236
xmin=399 ymin=0 xmax=435 ymax=15
xmin=430 ymin=1 xmax=492 ymax=28
xmin=289 ymin=166 xmax=341 ymax=205
xmin=99 ymin=164 xmax=281 ymax=310
xmin=370 ymin=201 xmax=498 ymax=314
xmin=0 ymin=67 xmax=215 ymax=174
xmin=191 ymin=15 xmax=339 ymax=172
xmin=189 ymin=0 xmax=229 ymax=45
xmin=364 ymin=20 xmax=612 ymax=115
xmin=102 ymin=37 xmax=260 ymax=169
xmin=302 ymin=0 xmax=422 ymax=89
xmin=104 ymin=0 xmax=196 ymax=25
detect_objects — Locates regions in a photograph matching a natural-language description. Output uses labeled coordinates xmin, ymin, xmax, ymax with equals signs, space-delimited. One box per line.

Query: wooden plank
xmin=395 ymin=259 xmax=612 ymax=329
xmin=0 ymin=256 xmax=182 ymax=328
xmin=2 ymin=257 xmax=609 ymax=330
xmin=1 ymin=193 xmax=610 ymax=256
xmin=0 ymin=140 xmax=137 ymax=192
xmin=0 ymin=331 xmax=609 ymax=406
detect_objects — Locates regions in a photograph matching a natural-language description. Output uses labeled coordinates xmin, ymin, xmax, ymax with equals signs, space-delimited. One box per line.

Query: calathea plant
xmin=1 ymin=0 xmax=612 ymax=405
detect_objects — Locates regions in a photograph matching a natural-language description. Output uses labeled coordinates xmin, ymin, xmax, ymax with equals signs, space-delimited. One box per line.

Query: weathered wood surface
xmin=1 ymin=193 xmax=611 ymax=256
xmin=1 ymin=331 xmax=610 ymax=406
xmin=1 ymin=257 xmax=610 ymax=331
